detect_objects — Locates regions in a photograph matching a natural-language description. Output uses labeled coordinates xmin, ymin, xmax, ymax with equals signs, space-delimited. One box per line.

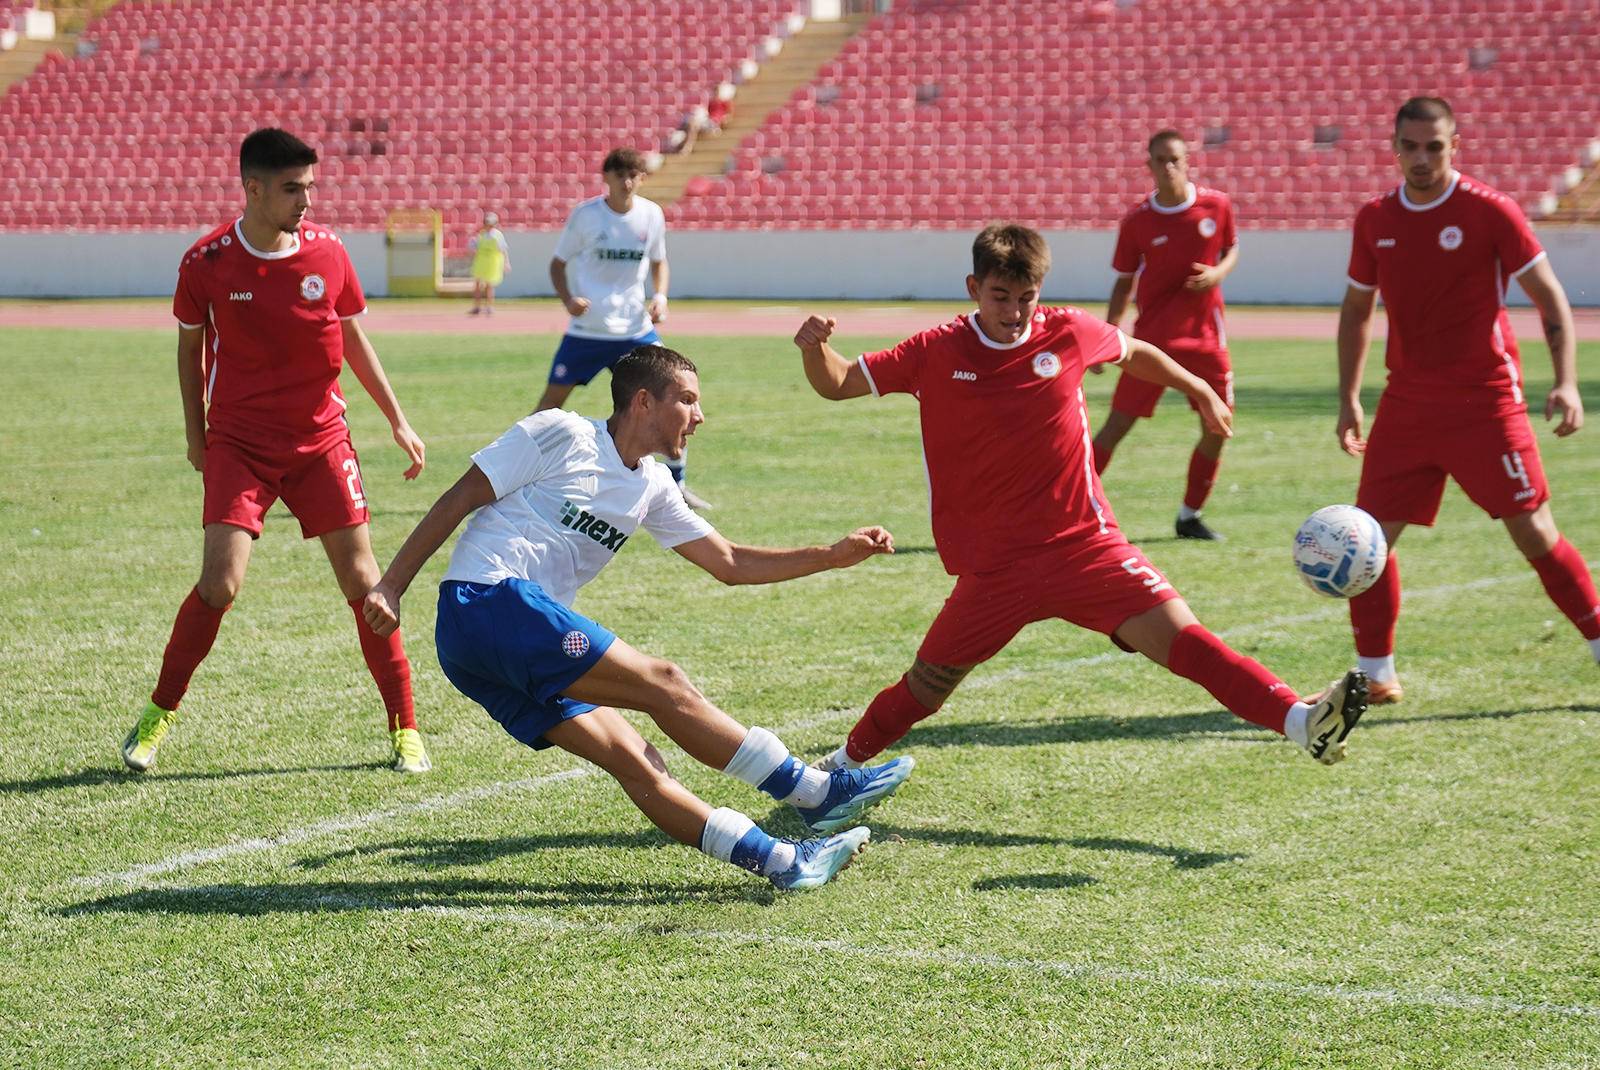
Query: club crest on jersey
xmin=1198 ymin=217 xmax=1217 ymax=238
xmin=1439 ymin=226 xmax=1463 ymax=251
xmin=300 ymin=273 xmax=326 ymax=300
xmin=561 ymin=630 xmax=590 ymax=658
xmin=1032 ymin=352 xmax=1061 ymax=379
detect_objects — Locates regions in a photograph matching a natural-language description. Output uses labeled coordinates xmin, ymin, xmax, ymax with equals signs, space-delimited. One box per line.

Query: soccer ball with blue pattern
xmin=1293 ymin=505 xmax=1388 ymax=598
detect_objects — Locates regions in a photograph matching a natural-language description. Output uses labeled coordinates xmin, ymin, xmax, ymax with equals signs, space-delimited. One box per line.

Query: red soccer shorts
xmin=202 ymin=430 xmax=371 ymax=538
xmin=917 ymin=533 xmax=1185 ymax=667
xmin=1357 ymin=397 xmax=1549 ymax=526
xmin=1111 ymin=345 xmax=1233 ymax=419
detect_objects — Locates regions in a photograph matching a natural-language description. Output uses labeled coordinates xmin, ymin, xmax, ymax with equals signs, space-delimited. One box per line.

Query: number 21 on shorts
xmin=343 ymin=457 xmax=366 ymax=510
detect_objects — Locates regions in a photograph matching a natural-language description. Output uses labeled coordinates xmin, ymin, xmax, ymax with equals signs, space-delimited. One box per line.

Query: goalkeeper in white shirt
xmin=364 ymin=345 xmax=914 ymax=889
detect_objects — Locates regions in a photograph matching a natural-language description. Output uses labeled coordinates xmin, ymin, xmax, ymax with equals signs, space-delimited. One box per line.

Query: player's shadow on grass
xmin=973 ymin=873 xmax=1099 ymax=892
xmin=57 ymin=876 xmax=762 ymax=918
xmin=294 ymin=832 xmax=672 ymax=870
xmin=1365 ymin=702 xmax=1600 ymax=728
xmin=1067 ymin=836 xmax=1246 ymax=870
xmin=899 ymin=709 xmax=1265 ymax=750
xmin=0 ymin=761 xmax=389 ymax=795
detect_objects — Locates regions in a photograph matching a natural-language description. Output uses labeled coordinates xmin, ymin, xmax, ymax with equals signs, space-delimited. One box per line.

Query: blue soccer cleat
xmin=769 ymin=827 xmax=871 ymax=890
xmin=794 ymin=755 xmax=915 ymax=833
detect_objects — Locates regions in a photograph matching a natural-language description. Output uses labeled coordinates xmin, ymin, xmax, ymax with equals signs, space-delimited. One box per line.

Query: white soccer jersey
xmin=552 ymin=195 xmax=667 ymax=339
xmin=442 ymin=410 xmax=713 ymax=605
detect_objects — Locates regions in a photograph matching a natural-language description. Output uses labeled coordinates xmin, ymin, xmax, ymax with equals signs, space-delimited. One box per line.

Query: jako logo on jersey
xmin=1377 ymin=238 xmax=1397 ymax=248
xmin=1439 ymin=226 xmax=1464 ymax=250
xmin=1032 ymin=352 xmax=1061 ymax=379
xmin=301 ymin=274 xmax=327 ymax=300
xmin=952 ymin=370 xmax=977 ymax=381
xmin=561 ymin=630 xmax=591 ymax=658
xmin=1151 ymin=235 xmax=1169 ymax=246
xmin=558 ymin=500 xmax=630 ymax=551
xmin=229 ymin=292 xmax=253 ymax=301
xmin=599 ymin=249 xmax=646 ymax=261
xmin=1198 ymin=217 xmax=1217 ymax=238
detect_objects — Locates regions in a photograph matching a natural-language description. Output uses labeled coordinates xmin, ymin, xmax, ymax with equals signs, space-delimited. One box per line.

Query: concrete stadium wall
xmin=3 ymin=227 xmax=1600 ymax=306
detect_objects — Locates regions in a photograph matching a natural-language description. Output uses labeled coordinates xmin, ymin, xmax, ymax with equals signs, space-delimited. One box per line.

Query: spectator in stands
xmin=1090 ymin=130 xmax=1240 ymax=542
xmin=537 ymin=147 xmax=711 ymax=511
xmin=670 ymin=85 xmax=734 ymax=156
xmin=468 ymin=210 xmax=510 ymax=316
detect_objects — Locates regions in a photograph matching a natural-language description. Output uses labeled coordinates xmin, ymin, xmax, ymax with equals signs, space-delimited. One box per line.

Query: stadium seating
xmin=0 ymin=0 xmax=800 ymax=241
xmin=0 ymin=0 xmax=1595 ymax=234
xmin=670 ymin=0 xmax=1600 ymax=229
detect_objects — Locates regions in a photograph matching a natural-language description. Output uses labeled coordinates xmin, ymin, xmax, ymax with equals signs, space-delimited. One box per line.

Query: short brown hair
xmin=1148 ymin=128 xmax=1185 ymax=155
xmin=239 ymin=128 xmax=317 ymax=181
xmin=603 ymin=147 xmax=649 ymax=175
xmin=972 ymin=224 xmax=1051 ymax=285
xmin=1395 ymin=96 xmax=1455 ymax=133
xmin=611 ymin=344 xmax=696 ymax=412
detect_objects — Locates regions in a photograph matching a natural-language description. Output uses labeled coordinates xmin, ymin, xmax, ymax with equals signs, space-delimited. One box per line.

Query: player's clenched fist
xmin=794 ymin=315 xmax=837 ymax=349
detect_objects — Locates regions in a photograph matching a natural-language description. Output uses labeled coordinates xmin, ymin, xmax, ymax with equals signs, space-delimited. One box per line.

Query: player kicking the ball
xmin=363 ymin=346 xmax=914 ymax=889
xmin=122 ymin=129 xmax=431 ymax=775
xmin=796 ymin=224 xmax=1367 ymax=771
xmin=1092 ymin=130 xmax=1240 ymax=541
xmin=1338 ymin=96 xmax=1600 ymax=703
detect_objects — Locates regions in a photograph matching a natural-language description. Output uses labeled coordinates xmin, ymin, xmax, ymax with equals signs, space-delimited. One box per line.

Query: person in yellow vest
xmin=469 ymin=211 xmax=510 ymax=315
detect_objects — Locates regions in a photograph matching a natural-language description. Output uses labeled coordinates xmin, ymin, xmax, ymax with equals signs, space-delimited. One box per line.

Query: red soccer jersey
xmin=1111 ymin=185 xmax=1236 ymax=354
xmin=1347 ymin=172 xmax=1546 ymax=411
xmin=173 ymin=219 xmax=367 ymax=447
xmin=859 ymin=307 xmax=1129 ymax=576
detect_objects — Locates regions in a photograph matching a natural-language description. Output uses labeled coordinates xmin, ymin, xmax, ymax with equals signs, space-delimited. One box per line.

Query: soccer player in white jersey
xmin=535 ymin=148 xmax=709 ymax=510
xmin=121 ymin=128 xmax=432 ymax=775
xmin=1337 ymin=96 xmax=1600 ymax=703
xmin=363 ymin=346 xmax=915 ymax=889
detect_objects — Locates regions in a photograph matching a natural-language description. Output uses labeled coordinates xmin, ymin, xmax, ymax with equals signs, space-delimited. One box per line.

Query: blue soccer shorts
xmin=548 ymin=330 xmax=662 ymax=385
xmin=434 ymin=578 xmax=617 ymax=750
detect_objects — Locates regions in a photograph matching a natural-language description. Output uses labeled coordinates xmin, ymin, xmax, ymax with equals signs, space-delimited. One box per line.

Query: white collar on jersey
xmin=1148 ymin=183 xmax=1197 ymax=215
xmin=967 ymin=311 xmax=1034 ymax=349
xmin=1399 ymin=170 xmax=1460 ymax=212
xmin=234 ymin=218 xmax=302 ymax=260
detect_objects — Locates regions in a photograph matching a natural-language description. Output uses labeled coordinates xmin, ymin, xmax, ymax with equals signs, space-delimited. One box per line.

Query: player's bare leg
xmin=1091 ymin=410 xmax=1138 ymax=475
xmin=471 ymin=279 xmax=485 ymax=314
xmin=564 ymin=638 xmax=915 ymax=831
xmin=535 ymin=382 xmax=577 ymax=412
xmin=1176 ymin=425 xmax=1229 ymax=541
xmin=1115 ymin=599 xmax=1367 ymax=764
xmin=322 ymin=523 xmax=426 ymax=770
xmin=1348 ymin=519 xmax=1409 ymax=704
xmin=1506 ymin=503 xmax=1600 ymax=661
xmin=124 ymin=523 xmax=255 ymax=771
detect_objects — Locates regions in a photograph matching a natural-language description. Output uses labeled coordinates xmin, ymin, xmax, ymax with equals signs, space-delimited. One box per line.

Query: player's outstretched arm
xmin=1517 ymin=258 xmax=1583 ymax=436
xmin=1121 ymin=340 xmax=1233 ymax=438
xmin=364 ymin=465 xmax=499 ymax=637
xmin=176 ymin=325 xmax=207 ymax=472
xmin=341 ymin=318 xmax=426 ymax=479
xmin=1336 ymin=284 xmax=1379 ymax=456
xmin=673 ymin=526 xmax=894 ymax=586
xmin=793 ymin=315 xmax=871 ymax=400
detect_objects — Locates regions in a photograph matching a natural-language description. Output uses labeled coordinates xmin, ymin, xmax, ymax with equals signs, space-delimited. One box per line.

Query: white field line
xmin=966 ymin=566 xmax=1574 ymax=690
xmin=225 ymin=900 xmax=1598 ymax=1022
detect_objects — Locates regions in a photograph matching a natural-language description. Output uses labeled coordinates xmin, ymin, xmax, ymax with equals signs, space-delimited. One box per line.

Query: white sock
xmin=1283 ymin=702 xmax=1313 ymax=748
xmin=1357 ymin=655 xmax=1397 ymax=684
xmin=1178 ymin=504 xmax=1201 ymax=521
xmin=763 ymin=841 xmax=797 ymax=875
xmin=721 ymin=726 xmax=788 ymax=787
xmin=781 ymin=766 xmax=831 ymax=808
xmin=699 ymin=806 xmax=755 ymax=862
xmin=823 ymin=743 xmax=863 ymax=770
xmin=1587 ymin=637 xmax=1600 ymax=663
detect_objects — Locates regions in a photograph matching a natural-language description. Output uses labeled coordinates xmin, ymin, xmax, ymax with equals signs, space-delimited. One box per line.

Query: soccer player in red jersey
xmin=795 ymin=224 xmax=1368 ymax=771
xmin=1337 ymin=97 xmax=1599 ymax=704
xmin=1092 ymin=130 xmax=1239 ymax=541
xmin=121 ymin=129 xmax=432 ymax=774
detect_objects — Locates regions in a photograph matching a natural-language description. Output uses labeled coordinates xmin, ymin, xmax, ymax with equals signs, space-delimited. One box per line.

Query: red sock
xmin=349 ymin=600 xmax=416 ymax=732
xmin=151 ymin=587 xmax=229 ymax=711
xmin=1183 ymin=449 xmax=1221 ymax=511
xmin=1529 ymin=537 xmax=1600 ymax=640
xmin=846 ymin=676 xmax=937 ymax=762
xmin=1350 ymin=550 xmax=1401 ymax=657
xmin=1092 ymin=441 xmax=1112 ymax=476
xmin=1166 ymin=624 xmax=1297 ymax=734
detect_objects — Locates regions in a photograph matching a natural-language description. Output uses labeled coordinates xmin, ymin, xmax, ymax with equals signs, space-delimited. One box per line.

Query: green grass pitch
xmin=2 ymin=317 xmax=1598 ymax=1067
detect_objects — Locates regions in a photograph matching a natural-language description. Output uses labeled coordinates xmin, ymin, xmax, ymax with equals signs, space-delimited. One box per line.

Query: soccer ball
xmin=1293 ymin=505 xmax=1388 ymax=598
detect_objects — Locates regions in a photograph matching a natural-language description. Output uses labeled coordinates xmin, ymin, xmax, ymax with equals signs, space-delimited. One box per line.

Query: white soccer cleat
xmin=1304 ymin=670 xmax=1369 ymax=765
